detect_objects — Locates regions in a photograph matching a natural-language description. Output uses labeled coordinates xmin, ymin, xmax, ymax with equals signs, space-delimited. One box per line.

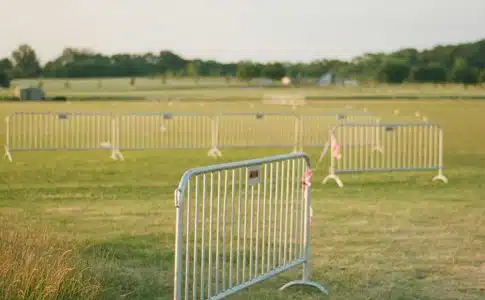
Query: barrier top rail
xmin=175 ymin=152 xmax=311 ymax=205
xmin=218 ymin=112 xmax=301 ymax=117
xmin=10 ymin=111 xmax=114 ymax=116
xmin=8 ymin=111 xmax=377 ymax=118
xmin=120 ymin=112 xmax=213 ymax=117
xmin=298 ymin=111 xmax=377 ymax=117
xmin=331 ymin=121 xmax=439 ymax=127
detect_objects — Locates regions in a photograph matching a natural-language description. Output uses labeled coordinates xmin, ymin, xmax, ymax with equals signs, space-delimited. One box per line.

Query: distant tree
xmin=11 ymin=44 xmax=41 ymax=78
xmin=0 ymin=58 xmax=13 ymax=73
xmin=159 ymin=50 xmax=186 ymax=74
xmin=377 ymin=59 xmax=411 ymax=83
xmin=261 ymin=63 xmax=286 ymax=81
xmin=451 ymin=58 xmax=479 ymax=86
xmin=0 ymin=70 xmax=10 ymax=88
xmin=186 ymin=61 xmax=200 ymax=84
xmin=236 ymin=61 xmax=260 ymax=83
xmin=410 ymin=63 xmax=447 ymax=83
xmin=478 ymin=69 xmax=485 ymax=83
xmin=224 ymin=74 xmax=232 ymax=85
xmin=0 ymin=57 xmax=12 ymax=88
xmin=427 ymin=63 xmax=448 ymax=83
xmin=161 ymin=71 xmax=167 ymax=84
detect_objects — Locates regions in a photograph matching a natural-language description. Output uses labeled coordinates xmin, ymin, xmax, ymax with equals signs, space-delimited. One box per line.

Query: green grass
xmin=2 ymin=77 xmax=485 ymax=100
xmin=0 ymin=96 xmax=484 ymax=299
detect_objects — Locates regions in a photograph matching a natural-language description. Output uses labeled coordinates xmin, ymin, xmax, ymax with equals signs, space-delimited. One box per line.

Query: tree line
xmin=1 ymin=39 xmax=485 ymax=88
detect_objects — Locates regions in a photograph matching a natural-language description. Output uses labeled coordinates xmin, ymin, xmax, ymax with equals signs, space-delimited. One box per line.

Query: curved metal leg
xmin=322 ymin=173 xmax=344 ymax=188
xmin=279 ymin=280 xmax=329 ymax=294
xmin=4 ymin=147 xmax=12 ymax=162
xmin=373 ymin=145 xmax=384 ymax=153
xmin=208 ymin=147 xmax=222 ymax=158
xmin=432 ymin=170 xmax=448 ymax=183
xmin=110 ymin=150 xmax=124 ymax=161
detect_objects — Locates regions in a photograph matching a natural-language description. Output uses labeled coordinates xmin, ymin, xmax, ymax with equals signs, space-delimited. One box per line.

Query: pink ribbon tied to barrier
xmin=303 ymin=166 xmax=313 ymax=226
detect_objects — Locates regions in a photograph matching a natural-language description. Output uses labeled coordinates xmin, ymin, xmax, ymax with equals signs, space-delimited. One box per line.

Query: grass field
xmin=2 ymin=77 xmax=485 ymax=100
xmin=0 ymin=94 xmax=484 ymax=299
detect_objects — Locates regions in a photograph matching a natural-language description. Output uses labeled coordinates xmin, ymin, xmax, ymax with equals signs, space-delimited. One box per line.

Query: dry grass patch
xmin=0 ymin=222 xmax=101 ymax=300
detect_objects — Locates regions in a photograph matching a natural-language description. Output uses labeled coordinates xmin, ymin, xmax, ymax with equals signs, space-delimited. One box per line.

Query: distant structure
xmin=249 ymin=78 xmax=273 ymax=87
xmin=317 ymin=73 xmax=333 ymax=86
xmin=262 ymin=93 xmax=306 ymax=107
xmin=281 ymin=76 xmax=291 ymax=86
xmin=14 ymin=87 xmax=46 ymax=100
xmin=317 ymin=72 xmax=359 ymax=87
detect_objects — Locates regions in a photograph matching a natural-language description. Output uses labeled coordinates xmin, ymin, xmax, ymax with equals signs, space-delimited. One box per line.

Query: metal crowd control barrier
xmin=3 ymin=112 xmax=122 ymax=162
xmin=173 ymin=152 xmax=327 ymax=300
xmin=322 ymin=122 xmax=448 ymax=187
xmin=299 ymin=112 xmax=381 ymax=151
xmin=117 ymin=112 xmax=221 ymax=157
xmin=4 ymin=111 xmax=380 ymax=162
xmin=214 ymin=113 xmax=299 ymax=151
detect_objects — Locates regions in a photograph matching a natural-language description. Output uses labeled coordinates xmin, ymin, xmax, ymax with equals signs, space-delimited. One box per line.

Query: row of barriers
xmin=3 ymin=111 xmax=447 ymax=187
xmin=3 ymin=111 xmax=379 ymax=161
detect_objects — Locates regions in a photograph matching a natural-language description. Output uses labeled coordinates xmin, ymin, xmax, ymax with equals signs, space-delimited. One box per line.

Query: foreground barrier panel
xmin=322 ymin=122 xmax=448 ymax=187
xmin=173 ymin=153 xmax=327 ymax=300
xmin=3 ymin=112 xmax=122 ymax=162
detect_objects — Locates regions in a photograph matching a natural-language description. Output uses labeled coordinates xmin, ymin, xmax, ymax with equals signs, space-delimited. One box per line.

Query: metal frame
xmin=4 ymin=111 xmax=379 ymax=162
xmin=322 ymin=122 xmax=449 ymax=187
xmin=3 ymin=112 xmax=123 ymax=162
xmin=173 ymin=152 xmax=327 ymax=299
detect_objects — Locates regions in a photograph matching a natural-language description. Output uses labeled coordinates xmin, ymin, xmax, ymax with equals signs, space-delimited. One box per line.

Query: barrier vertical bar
xmin=4 ymin=116 xmax=12 ymax=162
xmin=208 ymin=114 xmax=222 ymax=158
xmin=293 ymin=116 xmax=301 ymax=152
xmin=432 ymin=126 xmax=448 ymax=183
xmin=111 ymin=115 xmax=124 ymax=161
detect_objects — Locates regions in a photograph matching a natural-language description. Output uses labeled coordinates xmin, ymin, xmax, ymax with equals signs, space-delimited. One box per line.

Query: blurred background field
xmin=2 ymin=77 xmax=485 ymax=101
xmin=0 ymin=90 xmax=484 ymax=299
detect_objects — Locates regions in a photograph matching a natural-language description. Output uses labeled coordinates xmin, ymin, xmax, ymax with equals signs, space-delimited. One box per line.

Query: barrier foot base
xmin=111 ymin=150 xmax=124 ymax=161
xmin=432 ymin=173 xmax=448 ymax=183
xmin=373 ymin=145 xmax=384 ymax=153
xmin=4 ymin=150 xmax=12 ymax=162
xmin=208 ymin=148 xmax=222 ymax=158
xmin=279 ymin=280 xmax=328 ymax=295
xmin=322 ymin=174 xmax=344 ymax=188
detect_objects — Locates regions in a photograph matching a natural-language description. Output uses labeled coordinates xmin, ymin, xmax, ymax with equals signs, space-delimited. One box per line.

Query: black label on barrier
xmin=337 ymin=114 xmax=346 ymax=120
xmin=256 ymin=113 xmax=264 ymax=120
xmin=163 ymin=113 xmax=173 ymax=120
xmin=385 ymin=126 xmax=395 ymax=132
xmin=58 ymin=113 xmax=68 ymax=120
xmin=247 ymin=165 xmax=262 ymax=185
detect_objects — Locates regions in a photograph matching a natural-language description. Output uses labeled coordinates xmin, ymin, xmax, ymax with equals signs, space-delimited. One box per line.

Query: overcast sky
xmin=1 ymin=0 xmax=484 ymax=63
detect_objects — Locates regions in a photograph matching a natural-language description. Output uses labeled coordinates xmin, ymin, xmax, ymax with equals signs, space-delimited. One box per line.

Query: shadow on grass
xmin=79 ymin=233 xmax=330 ymax=300
xmin=81 ymin=233 xmax=175 ymax=300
